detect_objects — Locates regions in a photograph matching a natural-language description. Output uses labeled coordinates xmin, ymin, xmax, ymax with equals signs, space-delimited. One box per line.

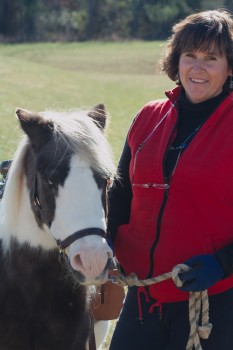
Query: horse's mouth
xmin=67 ymin=257 xmax=115 ymax=286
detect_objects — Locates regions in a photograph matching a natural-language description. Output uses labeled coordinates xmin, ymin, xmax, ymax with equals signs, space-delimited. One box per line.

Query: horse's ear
xmin=88 ymin=104 xmax=107 ymax=131
xmin=16 ymin=108 xmax=54 ymax=151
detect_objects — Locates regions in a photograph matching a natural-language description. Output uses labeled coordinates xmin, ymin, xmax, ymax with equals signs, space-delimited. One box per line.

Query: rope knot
xmin=126 ymin=273 xmax=141 ymax=287
xmin=171 ymin=263 xmax=191 ymax=288
xmin=197 ymin=323 xmax=213 ymax=339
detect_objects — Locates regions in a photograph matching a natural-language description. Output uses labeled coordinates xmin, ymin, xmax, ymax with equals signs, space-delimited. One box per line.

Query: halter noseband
xmin=32 ymin=173 xmax=110 ymax=257
xmin=56 ymin=227 xmax=106 ymax=256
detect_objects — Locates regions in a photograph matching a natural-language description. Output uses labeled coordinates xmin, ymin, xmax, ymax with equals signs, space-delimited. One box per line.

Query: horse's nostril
xmin=71 ymin=254 xmax=83 ymax=271
xmin=70 ymin=251 xmax=109 ymax=279
xmin=107 ymin=250 xmax=113 ymax=259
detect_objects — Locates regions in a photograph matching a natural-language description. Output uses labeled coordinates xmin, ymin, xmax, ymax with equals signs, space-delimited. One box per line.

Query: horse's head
xmin=3 ymin=105 xmax=116 ymax=285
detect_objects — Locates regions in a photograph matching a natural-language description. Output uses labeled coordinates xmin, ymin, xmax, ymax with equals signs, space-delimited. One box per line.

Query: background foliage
xmin=0 ymin=0 xmax=232 ymax=42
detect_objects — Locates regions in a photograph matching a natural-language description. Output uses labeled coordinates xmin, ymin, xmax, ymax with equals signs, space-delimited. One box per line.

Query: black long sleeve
xmin=215 ymin=245 xmax=233 ymax=277
xmin=107 ymin=139 xmax=132 ymax=241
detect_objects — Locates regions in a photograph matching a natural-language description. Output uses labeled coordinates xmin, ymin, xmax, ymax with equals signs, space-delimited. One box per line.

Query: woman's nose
xmin=192 ymin=59 xmax=205 ymax=70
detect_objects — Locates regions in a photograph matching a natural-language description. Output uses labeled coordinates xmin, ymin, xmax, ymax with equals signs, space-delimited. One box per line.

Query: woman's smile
xmin=179 ymin=50 xmax=231 ymax=103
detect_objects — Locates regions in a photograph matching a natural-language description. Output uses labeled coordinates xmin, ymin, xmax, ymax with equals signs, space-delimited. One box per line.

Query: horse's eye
xmin=44 ymin=179 xmax=53 ymax=186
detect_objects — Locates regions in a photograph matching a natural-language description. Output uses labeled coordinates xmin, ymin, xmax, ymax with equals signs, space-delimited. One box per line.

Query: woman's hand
xmin=178 ymin=254 xmax=224 ymax=292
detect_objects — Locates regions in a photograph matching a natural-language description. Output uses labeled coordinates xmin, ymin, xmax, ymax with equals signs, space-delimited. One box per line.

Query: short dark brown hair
xmin=161 ymin=10 xmax=233 ymax=83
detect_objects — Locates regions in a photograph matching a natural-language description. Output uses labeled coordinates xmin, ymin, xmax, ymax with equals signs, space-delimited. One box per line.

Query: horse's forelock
xmin=41 ymin=109 xmax=116 ymax=179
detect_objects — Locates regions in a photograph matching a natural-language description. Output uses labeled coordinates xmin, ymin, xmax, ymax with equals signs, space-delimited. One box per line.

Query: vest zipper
xmin=131 ymin=102 xmax=178 ymax=279
xmin=148 ymin=186 xmax=169 ymax=278
xmin=147 ymin=112 xmax=179 ymax=279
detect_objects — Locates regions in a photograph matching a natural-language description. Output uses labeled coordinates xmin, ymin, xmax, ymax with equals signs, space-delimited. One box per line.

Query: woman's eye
xmin=207 ymin=56 xmax=217 ymax=61
xmin=185 ymin=53 xmax=195 ymax=58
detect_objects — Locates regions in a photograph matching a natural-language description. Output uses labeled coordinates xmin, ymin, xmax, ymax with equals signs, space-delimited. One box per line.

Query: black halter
xmin=56 ymin=227 xmax=106 ymax=255
xmin=0 ymin=160 xmax=12 ymax=199
xmin=32 ymin=173 xmax=109 ymax=257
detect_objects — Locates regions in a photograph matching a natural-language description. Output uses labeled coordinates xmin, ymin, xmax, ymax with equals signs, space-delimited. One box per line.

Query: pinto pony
xmin=0 ymin=105 xmax=116 ymax=349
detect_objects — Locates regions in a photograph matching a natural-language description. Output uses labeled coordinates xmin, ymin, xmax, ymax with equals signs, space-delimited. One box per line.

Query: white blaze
xmin=50 ymin=155 xmax=113 ymax=283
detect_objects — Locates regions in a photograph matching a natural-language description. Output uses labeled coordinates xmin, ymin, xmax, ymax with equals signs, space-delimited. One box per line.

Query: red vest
xmin=114 ymin=87 xmax=233 ymax=302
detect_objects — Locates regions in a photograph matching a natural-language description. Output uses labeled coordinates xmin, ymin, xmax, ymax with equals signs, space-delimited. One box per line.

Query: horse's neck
xmin=0 ymin=175 xmax=56 ymax=250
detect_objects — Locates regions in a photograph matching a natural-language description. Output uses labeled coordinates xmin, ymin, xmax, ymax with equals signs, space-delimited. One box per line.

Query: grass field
xmin=0 ymin=41 xmax=173 ymax=162
xmin=0 ymin=41 xmax=173 ymax=349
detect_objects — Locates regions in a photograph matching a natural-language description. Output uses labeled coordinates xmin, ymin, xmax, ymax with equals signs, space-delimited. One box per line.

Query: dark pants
xmin=109 ymin=287 xmax=233 ymax=350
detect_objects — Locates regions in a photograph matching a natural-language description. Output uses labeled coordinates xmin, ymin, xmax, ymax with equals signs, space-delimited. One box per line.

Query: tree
xmin=0 ymin=0 xmax=230 ymax=42
xmin=0 ymin=0 xmax=19 ymax=37
xmin=0 ymin=0 xmax=40 ymax=41
xmin=223 ymin=0 xmax=233 ymax=11
xmin=136 ymin=0 xmax=194 ymax=39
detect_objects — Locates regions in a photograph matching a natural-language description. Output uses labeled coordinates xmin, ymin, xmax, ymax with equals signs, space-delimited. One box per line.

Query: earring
xmin=229 ymin=75 xmax=233 ymax=90
xmin=175 ymin=73 xmax=181 ymax=85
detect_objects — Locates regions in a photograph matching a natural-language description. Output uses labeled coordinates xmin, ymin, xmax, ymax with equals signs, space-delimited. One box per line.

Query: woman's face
xmin=178 ymin=48 xmax=231 ymax=103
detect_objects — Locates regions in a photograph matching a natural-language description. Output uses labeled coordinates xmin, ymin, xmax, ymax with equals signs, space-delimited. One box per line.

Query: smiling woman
xmin=107 ymin=9 xmax=233 ymax=350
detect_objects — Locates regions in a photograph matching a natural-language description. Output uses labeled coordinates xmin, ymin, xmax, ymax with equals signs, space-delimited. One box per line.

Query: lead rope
xmin=111 ymin=264 xmax=212 ymax=350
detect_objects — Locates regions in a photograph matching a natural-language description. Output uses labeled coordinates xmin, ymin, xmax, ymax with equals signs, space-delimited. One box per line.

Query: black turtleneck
xmin=164 ymin=89 xmax=228 ymax=177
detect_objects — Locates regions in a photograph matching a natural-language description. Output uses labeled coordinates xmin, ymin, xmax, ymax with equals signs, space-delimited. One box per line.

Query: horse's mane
xmin=0 ymin=138 xmax=30 ymax=240
xmin=40 ymin=109 xmax=116 ymax=179
xmin=0 ymin=109 xmax=116 ymax=240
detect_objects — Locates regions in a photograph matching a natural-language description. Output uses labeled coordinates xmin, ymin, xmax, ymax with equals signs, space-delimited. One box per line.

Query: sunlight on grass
xmin=0 ymin=41 xmax=172 ymax=161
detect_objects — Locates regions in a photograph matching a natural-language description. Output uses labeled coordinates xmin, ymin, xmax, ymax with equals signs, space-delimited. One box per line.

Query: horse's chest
xmin=0 ymin=242 xmax=89 ymax=349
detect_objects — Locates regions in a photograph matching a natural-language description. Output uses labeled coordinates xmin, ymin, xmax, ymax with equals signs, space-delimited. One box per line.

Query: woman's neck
xmin=179 ymin=89 xmax=228 ymax=122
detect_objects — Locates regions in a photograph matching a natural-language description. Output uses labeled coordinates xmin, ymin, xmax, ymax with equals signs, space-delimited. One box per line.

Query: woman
xmin=108 ymin=9 xmax=233 ymax=350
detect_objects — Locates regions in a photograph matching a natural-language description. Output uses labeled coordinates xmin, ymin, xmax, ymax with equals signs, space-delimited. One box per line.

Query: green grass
xmin=0 ymin=41 xmax=173 ymax=161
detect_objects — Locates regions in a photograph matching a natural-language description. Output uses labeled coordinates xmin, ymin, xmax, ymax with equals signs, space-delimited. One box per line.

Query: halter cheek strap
xmin=56 ymin=178 xmax=110 ymax=255
xmin=32 ymin=173 xmax=109 ymax=255
xmin=56 ymin=227 xmax=106 ymax=254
